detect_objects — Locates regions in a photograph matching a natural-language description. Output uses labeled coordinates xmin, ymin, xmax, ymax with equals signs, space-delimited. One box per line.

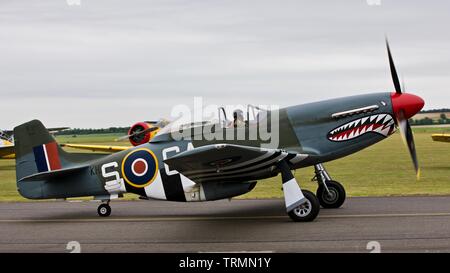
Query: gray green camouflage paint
xmin=14 ymin=92 xmax=396 ymax=202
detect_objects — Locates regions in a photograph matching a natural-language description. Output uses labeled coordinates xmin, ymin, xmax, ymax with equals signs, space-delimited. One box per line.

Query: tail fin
xmin=14 ymin=120 xmax=110 ymax=200
xmin=14 ymin=120 xmax=75 ymax=181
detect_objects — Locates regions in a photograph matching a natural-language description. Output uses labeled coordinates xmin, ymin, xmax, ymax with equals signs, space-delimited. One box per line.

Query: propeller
xmin=115 ymin=126 xmax=160 ymax=142
xmin=115 ymin=119 xmax=170 ymax=142
xmin=386 ymin=39 xmax=402 ymax=94
xmin=386 ymin=38 xmax=420 ymax=179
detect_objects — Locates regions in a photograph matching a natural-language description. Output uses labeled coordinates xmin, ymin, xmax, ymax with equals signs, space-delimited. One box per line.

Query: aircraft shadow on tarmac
xmin=22 ymin=200 xmax=288 ymax=221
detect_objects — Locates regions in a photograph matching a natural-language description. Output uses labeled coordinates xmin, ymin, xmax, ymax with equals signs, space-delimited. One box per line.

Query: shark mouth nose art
xmin=327 ymin=113 xmax=396 ymax=142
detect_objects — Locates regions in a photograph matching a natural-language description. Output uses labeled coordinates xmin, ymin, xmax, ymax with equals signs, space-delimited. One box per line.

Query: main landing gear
xmin=287 ymin=190 xmax=320 ymax=222
xmin=278 ymin=160 xmax=320 ymax=222
xmin=313 ymin=164 xmax=346 ymax=209
xmin=97 ymin=200 xmax=112 ymax=217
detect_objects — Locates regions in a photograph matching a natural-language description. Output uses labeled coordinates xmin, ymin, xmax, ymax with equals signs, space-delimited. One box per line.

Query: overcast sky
xmin=0 ymin=0 xmax=448 ymax=128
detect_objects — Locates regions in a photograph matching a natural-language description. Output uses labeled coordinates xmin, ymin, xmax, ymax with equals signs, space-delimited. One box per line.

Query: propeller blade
xmin=386 ymin=39 xmax=402 ymax=94
xmin=115 ymin=135 xmax=131 ymax=142
xmin=397 ymin=110 xmax=420 ymax=179
xmin=401 ymin=74 xmax=406 ymax=93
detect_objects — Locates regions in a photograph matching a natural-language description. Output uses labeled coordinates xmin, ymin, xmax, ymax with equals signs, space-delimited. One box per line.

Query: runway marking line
xmin=1 ymin=212 xmax=450 ymax=223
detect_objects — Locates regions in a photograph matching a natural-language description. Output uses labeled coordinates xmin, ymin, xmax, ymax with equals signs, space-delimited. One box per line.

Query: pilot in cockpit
xmin=233 ymin=109 xmax=245 ymax=128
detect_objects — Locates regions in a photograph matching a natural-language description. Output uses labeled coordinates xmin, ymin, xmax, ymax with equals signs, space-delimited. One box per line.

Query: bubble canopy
xmin=151 ymin=105 xmax=269 ymax=142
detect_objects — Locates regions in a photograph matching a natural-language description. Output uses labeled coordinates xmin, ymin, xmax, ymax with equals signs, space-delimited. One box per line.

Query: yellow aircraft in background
xmin=432 ymin=133 xmax=450 ymax=143
xmin=0 ymin=139 xmax=15 ymax=159
xmin=0 ymin=127 xmax=69 ymax=159
xmin=61 ymin=120 xmax=164 ymax=153
xmin=2 ymin=119 xmax=168 ymax=157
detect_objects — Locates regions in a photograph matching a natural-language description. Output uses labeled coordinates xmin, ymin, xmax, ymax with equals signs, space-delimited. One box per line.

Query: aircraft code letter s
xmin=101 ymin=162 xmax=125 ymax=193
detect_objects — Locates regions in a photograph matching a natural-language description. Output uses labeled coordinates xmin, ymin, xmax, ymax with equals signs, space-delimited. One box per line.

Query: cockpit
xmin=218 ymin=104 xmax=267 ymax=129
xmin=151 ymin=104 xmax=268 ymax=142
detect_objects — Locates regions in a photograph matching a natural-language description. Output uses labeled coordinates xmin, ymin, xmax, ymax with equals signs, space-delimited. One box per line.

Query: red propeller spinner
xmin=390 ymin=92 xmax=424 ymax=120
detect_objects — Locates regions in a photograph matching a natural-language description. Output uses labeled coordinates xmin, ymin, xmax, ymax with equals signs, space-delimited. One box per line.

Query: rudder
xmin=14 ymin=120 xmax=71 ymax=181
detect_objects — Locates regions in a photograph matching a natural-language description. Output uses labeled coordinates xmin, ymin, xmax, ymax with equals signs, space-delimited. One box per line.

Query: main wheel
xmin=97 ymin=204 xmax=111 ymax=217
xmin=288 ymin=190 xmax=320 ymax=222
xmin=316 ymin=180 xmax=346 ymax=209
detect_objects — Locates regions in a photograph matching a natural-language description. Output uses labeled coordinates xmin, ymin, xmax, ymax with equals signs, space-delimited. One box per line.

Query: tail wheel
xmin=288 ymin=190 xmax=320 ymax=222
xmin=98 ymin=204 xmax=111 ymax=217
xmin=317 ymin=180 xmax=346 ymax=209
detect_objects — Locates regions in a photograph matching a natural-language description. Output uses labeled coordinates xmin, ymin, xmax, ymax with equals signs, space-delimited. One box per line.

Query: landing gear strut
xmin=278 ymin=160 xmax=320 ymax=222
xmin=97 ymin=201 xmax=111 ymax=217
xmin=313 ymin=164 xmax=346 ymax=209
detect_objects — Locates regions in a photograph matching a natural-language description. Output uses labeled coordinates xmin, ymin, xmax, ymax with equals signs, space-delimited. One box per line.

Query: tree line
xmin=55 ymin=127 xmax=130 ymax=135
xmin=410 ymin=113 xmax=450 ymax=126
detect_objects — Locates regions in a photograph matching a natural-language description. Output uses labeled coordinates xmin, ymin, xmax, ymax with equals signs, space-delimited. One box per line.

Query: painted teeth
xmin=376 ymin=114 xmax=386 ymax=123
xmin=348 ymin=131 xmax=354 ymax=139
xmin=360 ymin=126 xmax=367 ymax=134
xmin=328 ymin=113 xmax=395 ymax=142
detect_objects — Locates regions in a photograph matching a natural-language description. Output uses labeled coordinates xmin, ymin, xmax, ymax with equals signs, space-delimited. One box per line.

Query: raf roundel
xmin=121 ymin=148 xmax=159 ymax=188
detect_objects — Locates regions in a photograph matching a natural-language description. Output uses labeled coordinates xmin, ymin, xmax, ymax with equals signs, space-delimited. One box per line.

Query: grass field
xmin=1 ymin=128 xmax=449 ymax=201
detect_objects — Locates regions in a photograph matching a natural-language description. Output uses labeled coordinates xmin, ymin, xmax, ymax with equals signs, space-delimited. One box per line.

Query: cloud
xmin=0 ymin=0 xmax=448 ymax=128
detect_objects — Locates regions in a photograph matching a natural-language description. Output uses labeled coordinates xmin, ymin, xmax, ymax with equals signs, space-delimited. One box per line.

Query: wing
xmin=61 ymin=143 xmax=130 ymax=153
xmin=0 ymin=145 xmax=15 ymax=158
xmin=431 ymin=134 xmax=450 ymax=143
xmin=164 ymin=143 xmax=308 ymax=183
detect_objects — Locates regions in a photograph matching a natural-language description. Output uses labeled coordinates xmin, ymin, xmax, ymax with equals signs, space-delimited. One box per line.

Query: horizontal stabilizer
xmin=18 ymin=165 xmax=89 ymax=182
